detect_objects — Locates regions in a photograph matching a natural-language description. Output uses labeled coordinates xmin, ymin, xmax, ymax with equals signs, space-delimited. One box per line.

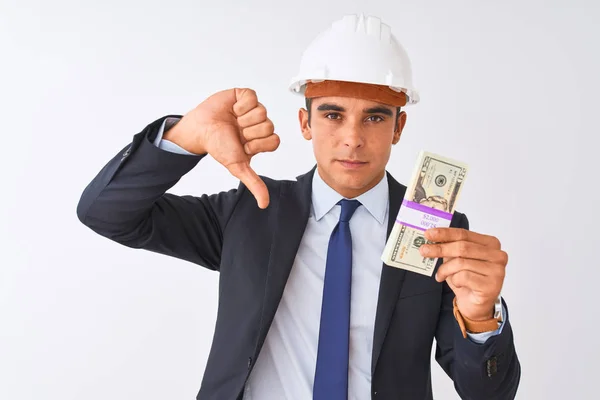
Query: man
xmin=77 ymin=14 xmax=520 ymax=400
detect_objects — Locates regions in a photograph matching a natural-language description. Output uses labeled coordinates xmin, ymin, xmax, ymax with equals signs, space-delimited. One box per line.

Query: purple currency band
xmin=396 ymin=200 xmax=453 ymax=232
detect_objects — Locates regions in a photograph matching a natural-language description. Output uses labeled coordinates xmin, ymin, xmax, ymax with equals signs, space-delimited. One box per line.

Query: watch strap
xmin=453 ymin=296 xmax=501 ymax=338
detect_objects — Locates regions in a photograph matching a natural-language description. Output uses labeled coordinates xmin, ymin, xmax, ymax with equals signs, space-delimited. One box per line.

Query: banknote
xmin=381 ymin=151 xmax=469 ymax=276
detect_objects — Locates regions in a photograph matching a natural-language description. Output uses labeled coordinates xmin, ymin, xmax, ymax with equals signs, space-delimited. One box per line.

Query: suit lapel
xmin=252 ymin=167 xmax=409 ymax=375
xmin=253 ymin=167 xmax=315 ymax=358
xmin=371 ymin=172 xmax=408 ymax=374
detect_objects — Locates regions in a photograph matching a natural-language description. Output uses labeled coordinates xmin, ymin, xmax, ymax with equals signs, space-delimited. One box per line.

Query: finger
xmin=447 ymin=270 xmax=491 ymax=293
xmin=420 ymin=241 xmax=507 ymax=264
xmin=435 ymin=257 xmax=492 ymax=282
xmin=445 ymin=277 xmax=458 ymax=294
xmin=425 ymin=228 xmax=501 ymax=249
xmin=244 ymin=134 xmax=280 ymax=156
xmin=237 ymin=103 xmax=268 ymax=129
xmin=447 ymin=273 xmax=492 ymax=307
xmin=443 ymin=256 xmax=454 ymax=264
xmin=227 ymin=162 xmax=270 ymax=209
xmin=233 ymin=88 xmax=259 ymax=117
xmin=241 ymin=118 xmax=275 ymax=141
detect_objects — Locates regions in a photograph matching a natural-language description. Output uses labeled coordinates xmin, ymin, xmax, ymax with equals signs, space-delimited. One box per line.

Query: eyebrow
xmin=316 ymin=103 xmax=394 ymax=117
xmin=364 ymin=106 xmax=394 ymax=117
xmin=316 ymin=103 xmax=345 ymax=112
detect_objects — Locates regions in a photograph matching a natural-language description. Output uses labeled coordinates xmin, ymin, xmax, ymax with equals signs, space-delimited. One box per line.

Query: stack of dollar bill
xmin=381 ymin=151 xmax=469 ymax=276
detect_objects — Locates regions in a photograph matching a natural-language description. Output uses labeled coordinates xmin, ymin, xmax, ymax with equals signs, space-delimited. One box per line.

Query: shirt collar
xmin=311 ymin=167 xmax=389 ymax=225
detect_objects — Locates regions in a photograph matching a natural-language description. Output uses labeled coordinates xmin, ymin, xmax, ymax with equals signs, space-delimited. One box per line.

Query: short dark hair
xmin=305 ymin=97 xmax=402 ymax=128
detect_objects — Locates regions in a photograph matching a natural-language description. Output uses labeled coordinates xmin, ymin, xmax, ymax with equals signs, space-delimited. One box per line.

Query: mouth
xmin=337 ymin=159 xmax=368 ymax=169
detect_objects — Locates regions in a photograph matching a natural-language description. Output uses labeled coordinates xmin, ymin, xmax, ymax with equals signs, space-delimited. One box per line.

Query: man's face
xmin=299 ymin=96 xmax=407 ymax=198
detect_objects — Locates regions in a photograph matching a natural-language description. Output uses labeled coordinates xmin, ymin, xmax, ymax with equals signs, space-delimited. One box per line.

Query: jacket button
xmin=247 ymin=357 xmax=253 ymax=369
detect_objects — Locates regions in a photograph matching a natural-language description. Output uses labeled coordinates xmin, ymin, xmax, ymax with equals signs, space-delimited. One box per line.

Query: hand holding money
xmin=381 ymin=150 xmax=508 ymax=321
xmin=419 ymin=227 xmax=508 ymax=321
xmin=381 ymin=151 xmax=469 ymax=276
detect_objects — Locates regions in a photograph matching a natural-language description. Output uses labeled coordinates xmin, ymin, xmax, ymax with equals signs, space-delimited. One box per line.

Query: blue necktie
xmin=313 ymin=199 xmax=362 ymax=400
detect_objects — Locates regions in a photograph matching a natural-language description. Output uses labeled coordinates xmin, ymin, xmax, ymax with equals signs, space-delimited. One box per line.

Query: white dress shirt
xmin=244 ymin=167 xmax=389 ymax=400
xmin=152 ymin=118 xmax=504 ymax=400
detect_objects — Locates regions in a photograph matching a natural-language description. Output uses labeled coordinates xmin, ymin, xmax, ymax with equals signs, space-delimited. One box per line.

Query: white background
xmin=1 ymin=0 xmax=598 ymax=399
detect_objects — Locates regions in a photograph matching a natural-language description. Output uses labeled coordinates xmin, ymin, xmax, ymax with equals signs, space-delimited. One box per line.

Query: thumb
xmin=227 ymin=162 xmax=270 ymax=209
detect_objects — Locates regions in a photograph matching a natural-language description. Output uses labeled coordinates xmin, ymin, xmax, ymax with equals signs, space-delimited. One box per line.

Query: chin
xmin=335 ymin=173 xmax=374 ymax=192
xmin=319 ymin=161 xmax=383 ymax=194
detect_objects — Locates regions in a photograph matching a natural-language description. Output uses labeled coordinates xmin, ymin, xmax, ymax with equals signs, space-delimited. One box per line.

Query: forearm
xmin=76 ymin=115 xmax=204 ymax=243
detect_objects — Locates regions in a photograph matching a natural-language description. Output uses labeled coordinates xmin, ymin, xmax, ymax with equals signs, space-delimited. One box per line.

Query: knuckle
xmin=493 ymin=237 xmax=502 ymax=249
xmin=264 ymin=139 xmax=278 ymax=152
xmin=452 ymin=271 xmax=466 ymax=286
xmin=232 ymin=102 xmax=243 ymax=115
xmin=448 ymin=273 xmax=456 ymax=285
xmin=257 ymin=106 xmax=267 ymax=120
xmin=457 ymin=241 xmax=469 ymax=255
xmin=499 ymin=250 xmax=509 ymax=265
xmin=244 ymin=141 xmax=255 ymax=154
xmin=272 ymin=133 xmax=281 ymax=147
xmin=265 ymin=118 xmax=274 ymax=132
xmin=269 ymin=136 xmax=280 ymax=151
xmin=244 ymin=88 xmax=257 ymax=99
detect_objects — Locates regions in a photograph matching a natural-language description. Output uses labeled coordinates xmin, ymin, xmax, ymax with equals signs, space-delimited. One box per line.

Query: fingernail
xmin=435 ymin=273 xmax=440 ymax=282
xmin=420 ymin=245 xmax=429 ymax=256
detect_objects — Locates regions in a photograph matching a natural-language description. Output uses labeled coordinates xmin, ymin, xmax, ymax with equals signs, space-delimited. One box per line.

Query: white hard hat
xmin=289 ymin=14 xmax=420 ymax=105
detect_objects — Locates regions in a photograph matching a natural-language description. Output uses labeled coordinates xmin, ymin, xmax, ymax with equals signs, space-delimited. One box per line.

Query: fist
xmin=166 ymin=88 xmax=280 ymax=209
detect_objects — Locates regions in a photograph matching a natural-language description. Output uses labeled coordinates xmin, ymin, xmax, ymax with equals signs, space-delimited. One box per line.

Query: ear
xmin=392 ymin=111 xmax=407 ymax=144
xmin=299 ymin=108 xmax=312 ymax=140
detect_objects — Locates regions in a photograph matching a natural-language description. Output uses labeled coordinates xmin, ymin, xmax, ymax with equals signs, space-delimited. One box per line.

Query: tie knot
xmin=338 ymin=199 xmax=361 ymax=222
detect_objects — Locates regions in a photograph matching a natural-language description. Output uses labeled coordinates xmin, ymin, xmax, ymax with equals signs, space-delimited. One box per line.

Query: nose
xmin=342 ymin=126 xmax=364 ymax=149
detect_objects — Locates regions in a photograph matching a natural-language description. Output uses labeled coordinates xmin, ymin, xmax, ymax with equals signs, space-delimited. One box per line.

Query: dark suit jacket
xmin=77 ymin=115 xmax=520 ymax=400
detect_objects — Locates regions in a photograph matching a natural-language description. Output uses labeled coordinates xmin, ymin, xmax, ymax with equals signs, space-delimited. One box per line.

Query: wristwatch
xmin=453 ymin=296 xmax=503 ymax=338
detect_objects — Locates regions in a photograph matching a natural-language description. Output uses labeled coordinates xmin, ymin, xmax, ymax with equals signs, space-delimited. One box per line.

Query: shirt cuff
xmin=466 ymin=301 xmax=507 ymax=344
xmin=153 ymin=117 xmax=198 ymax=155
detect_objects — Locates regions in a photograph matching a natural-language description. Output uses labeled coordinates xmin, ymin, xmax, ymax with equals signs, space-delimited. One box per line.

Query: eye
xmin=366 ymin=115 xmax=385 ymax=123
xmin=325 ymin=113 xmax=341 ymax=120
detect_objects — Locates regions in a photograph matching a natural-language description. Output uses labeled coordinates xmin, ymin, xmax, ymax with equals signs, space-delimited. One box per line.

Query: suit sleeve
xmin=434 ymin=213 xmax=521 ymax=399
xmin=76 ymin=115 xmax=246 ymax=271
